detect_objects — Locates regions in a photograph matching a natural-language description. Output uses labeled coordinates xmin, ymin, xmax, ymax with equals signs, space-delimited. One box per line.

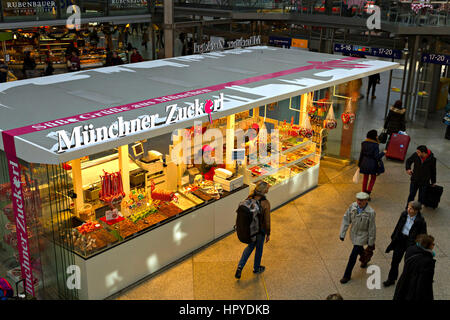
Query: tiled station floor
xmin=115 ymin=67 xmax=450 ymax=301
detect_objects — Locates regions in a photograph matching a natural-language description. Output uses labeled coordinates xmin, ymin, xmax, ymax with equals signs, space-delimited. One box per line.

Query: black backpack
xmin=235 ymin=196 xmax=264 ymax=244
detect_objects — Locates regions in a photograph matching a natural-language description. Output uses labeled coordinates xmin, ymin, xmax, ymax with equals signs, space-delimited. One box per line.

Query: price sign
xmin=105 ymin=208 xmax=119 ymax=221
xmin=421 ymin=53 xmax=450 ymax=65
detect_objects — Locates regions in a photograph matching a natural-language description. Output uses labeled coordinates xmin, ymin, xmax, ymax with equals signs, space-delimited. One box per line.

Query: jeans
xmin=387 ymin=235 xmax=408 ymax=281
xmin=407 ymin=182 xmax=427 ymax=206
xmin=343 ymin=245 xmax=365 ymax=279
xmin=237 ymin=232 xmax=265 ymax=271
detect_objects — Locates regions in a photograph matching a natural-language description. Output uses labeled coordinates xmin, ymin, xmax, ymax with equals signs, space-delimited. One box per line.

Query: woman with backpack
xmin=235 ymin=181 xmax=271 ymax=279
xmin=358 ymin=129 xmax=386 ymax=201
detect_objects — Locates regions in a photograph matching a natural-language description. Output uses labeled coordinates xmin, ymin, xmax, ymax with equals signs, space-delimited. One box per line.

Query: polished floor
xmin=114 ymin=67 xmax=450 ymax=300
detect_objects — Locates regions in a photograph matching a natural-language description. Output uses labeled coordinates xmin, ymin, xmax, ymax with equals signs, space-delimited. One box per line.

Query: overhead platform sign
xmin=334 ymin=43 xmax=403 ymax=59
xmin=0 ymin=46 xmax=398 ymax=165
xmin=421 ymin=53 xmax=450 ymax=66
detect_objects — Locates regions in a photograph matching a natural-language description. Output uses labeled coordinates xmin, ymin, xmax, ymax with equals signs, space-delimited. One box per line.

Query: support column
xmin=226 ymin=114 xmax=236 ymax=172
xmin=384 ymin=58 xmax=394 ymax=119
xmin=118 ymin=145 xmax=130 ymax=198
xmin=70 ymin=158 xmax=84 ymax=216
xmin=300 ymin=93 xmax=309 ymax=126
xmin=253 ymin=107 xmax=259 ymax=119
xmin=405 ymin=35 xmax=420 ymax=121
xmin=164 ymin=0 xmax=174 ymax=58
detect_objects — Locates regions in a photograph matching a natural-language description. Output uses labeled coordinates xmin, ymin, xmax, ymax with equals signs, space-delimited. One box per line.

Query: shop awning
xmin=0 ymin=46 xmax=398 ymax=164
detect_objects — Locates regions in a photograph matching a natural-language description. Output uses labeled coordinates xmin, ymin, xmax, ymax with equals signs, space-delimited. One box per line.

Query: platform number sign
xmin=334 ymin=43 xmax=402 ymax=59
xmin=421 ymin=54 xmax=450 ymax=66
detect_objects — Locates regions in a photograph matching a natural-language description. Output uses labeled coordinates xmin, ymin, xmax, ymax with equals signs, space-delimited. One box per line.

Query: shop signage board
xmin=2 ymin=1 xmax=57 ymax=15
xmin=1 ymin=132 xmax=35 ymax=296
xmin=421 ymin=53 xmax=450 ymax=66
xmin=268 ymin=36 xmax=291 ymax=48
xmin=193 ymin=35 xmax=261 ymax=54
xmin=291 ymin=38 xmax=308 ymax=49
xmin=56 ymin=94 xmax=225 ymax=153
xmin=334 ymin=43 xmax=403 ymax=59
xmin=109 ymin=0 xmax=147 ymax=9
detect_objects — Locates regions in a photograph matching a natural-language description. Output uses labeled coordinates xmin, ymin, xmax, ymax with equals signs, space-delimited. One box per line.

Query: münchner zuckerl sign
xmin=56 ymin=93 xmax=224 ymax=153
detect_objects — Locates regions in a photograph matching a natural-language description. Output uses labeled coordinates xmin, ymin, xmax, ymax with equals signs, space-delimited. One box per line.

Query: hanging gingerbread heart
xmin=325 ymin=119 xmax=337 ymax=129
xmin=348 ymin=113 xmax=356 ymax=124
xmin=341 ymin=113 xmax=350 ymax=124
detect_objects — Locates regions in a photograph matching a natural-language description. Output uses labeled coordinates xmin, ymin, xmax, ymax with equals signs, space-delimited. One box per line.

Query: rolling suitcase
xmin=423 ymin=185 xmax=443 ymax=209
xmin=386 ymin=133 xmax=410 ymax=161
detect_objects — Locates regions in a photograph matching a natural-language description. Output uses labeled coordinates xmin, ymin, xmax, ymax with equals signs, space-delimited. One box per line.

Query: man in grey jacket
xmin=339 ymin=192 xmax=376 ymax=284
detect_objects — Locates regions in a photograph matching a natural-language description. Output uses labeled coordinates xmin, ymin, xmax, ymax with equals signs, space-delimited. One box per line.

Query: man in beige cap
xmin=339 ymin=192 xmax=376 ymax=284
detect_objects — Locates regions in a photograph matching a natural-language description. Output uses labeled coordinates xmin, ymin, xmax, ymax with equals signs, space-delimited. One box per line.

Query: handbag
xmin=378 ymin=130 xmax=388 ymax=144
xmin=352 ymin=168 xmax=360 ymax=184
xmin=377 ymin=160 xmax=385 ymax=175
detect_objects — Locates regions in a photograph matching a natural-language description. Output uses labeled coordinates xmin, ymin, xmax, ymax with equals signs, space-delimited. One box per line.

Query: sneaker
xmin=253 ymin=266 xmax=265 ymax=274
xmin=340 ymin=277 xmax=350 ymax=284
xmin=235 ymin=267 xmax=242 ymax=279
xmin=383 ymin=279 xmax=395 ymax=287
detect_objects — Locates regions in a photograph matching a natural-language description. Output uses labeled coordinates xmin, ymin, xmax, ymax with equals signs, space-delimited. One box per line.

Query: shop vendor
xmin=197 ymin=145 xmax=217 ymax=181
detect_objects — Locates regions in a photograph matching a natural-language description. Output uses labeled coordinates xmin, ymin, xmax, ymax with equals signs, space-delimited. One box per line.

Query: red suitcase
xmin=386 ymin=133 xmax=411 ymax=161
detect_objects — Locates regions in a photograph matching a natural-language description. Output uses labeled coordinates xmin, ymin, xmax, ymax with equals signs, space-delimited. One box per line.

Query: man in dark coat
xmin=383 ymin=201 xmax=427 ymax=287
xmin=393 ymin=234 xmax=436 ymax=300
xmin=367 ymin=73 xmax=380 ymax=99
xmin=405 ymin=145 xmax=437 ymax=206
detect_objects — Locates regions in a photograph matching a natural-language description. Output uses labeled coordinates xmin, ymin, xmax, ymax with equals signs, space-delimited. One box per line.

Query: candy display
xmin=150 ymin=180 xmax=177 ymax=202
xmin=128 ymin=206 xmax=158 ymax=223
xmin=71 ymin=230 xmax=98 ymax=254
xmin=134 ymin=212 xmax=167 ymax=231
xmin=300 ymin=128 xmax=314 ymax=139
xmin=158 ymin=202 xmax=183 ymax=218
xmin=113 ymin=218 xmax=140 ymax=239
xmin=126 ymin=188 xmax=150 ymax=217
xmin=76 ymin=221 xmax=102 ymax=235
xmin=89 ymin=229 xmax=118 ymax=250
xmin=172 ymin=193 xmax=197 ymax=211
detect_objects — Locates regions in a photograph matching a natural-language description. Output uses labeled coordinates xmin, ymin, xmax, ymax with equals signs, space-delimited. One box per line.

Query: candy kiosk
xmin=0 ymin=46 xmax=398 ymax=299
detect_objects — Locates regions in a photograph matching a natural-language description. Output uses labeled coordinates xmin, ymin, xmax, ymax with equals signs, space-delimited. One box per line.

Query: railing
xmin=174 ymin=0 xmax=450 ymax=26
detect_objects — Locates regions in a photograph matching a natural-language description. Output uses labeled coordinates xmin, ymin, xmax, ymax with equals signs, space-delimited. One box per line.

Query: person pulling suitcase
xmin=405 ymin=145 xmax=437 ymax=208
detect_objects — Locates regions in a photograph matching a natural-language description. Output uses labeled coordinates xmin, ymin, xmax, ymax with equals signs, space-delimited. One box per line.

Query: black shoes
xmin=236 ymin=266 xmax=266 ymax=279
xmin=340 ymin=277 xmax=350 ymax=284
xmin=253 ymin=266 xmax=266 ymax=274
xmin=235 ymin=267 xmax=242 ymax=279
xmin=383 ymin=279 xmax=395 ymax=287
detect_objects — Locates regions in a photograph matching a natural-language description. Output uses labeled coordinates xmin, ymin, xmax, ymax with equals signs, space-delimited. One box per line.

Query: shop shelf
xmin=280 ymin=139 xmax=313 ymax=155
xmin=249 ymin=152 xmax=316 ymax=183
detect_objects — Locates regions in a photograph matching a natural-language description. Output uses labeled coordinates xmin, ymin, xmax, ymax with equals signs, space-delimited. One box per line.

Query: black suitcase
xmin=423 ymin=185 xmax=443 ymax=209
